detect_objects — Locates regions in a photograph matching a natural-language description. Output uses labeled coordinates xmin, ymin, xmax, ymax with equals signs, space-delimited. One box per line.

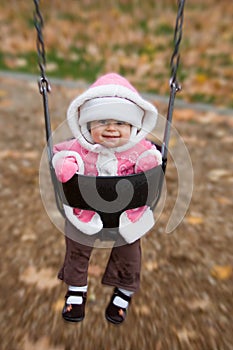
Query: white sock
xmin=67 ymin=285 xmax=87 ymax=305
xmin=113 ymin=288 xmax=134 ymax=309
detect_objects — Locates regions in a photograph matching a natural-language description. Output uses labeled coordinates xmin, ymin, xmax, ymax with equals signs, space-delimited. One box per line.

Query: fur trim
xmin=119 ymin=207 xmax=155 ymax=243
xmin=63 ymin=205 xmax=103 ymax=234
xmin=67 ymin=78 xmax=158 ymax=152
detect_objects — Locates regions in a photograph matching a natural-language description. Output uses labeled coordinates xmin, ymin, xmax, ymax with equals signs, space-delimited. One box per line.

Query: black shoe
xmin=105 ymin=288 xmax=131 ymax=325
xmin=62 ymin=290 xmax=87 ymax=322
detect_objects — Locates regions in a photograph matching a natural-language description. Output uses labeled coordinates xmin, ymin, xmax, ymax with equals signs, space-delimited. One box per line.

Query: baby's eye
xmin=116 ymin=121 xmax=127 ymax=125
xmin=99 ymin=120 xmax=108 ymax=125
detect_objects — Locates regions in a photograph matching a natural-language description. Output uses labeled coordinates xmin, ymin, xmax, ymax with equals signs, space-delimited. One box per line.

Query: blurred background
xmin=0 ymin=0 xmax=232 ymax=107
xmin=0 ymin=1 xmax=232 ymax=349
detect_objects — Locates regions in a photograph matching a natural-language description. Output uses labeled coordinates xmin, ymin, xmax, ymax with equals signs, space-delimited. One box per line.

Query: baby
xmin=52 ymin=73 xmax=162 ymax=324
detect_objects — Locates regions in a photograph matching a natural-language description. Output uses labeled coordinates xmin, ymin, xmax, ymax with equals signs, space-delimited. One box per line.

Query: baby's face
xmin=90 ymin=119 xmax=131 ymax=148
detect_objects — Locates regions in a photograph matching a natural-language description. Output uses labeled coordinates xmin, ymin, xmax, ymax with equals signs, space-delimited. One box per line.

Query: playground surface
xmin=0 ymin=73 xmax=232 ymax=349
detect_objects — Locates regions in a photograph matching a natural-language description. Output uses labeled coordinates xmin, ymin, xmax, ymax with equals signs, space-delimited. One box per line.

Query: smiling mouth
xmin=103 ymin=135 xmax=120 ymax=138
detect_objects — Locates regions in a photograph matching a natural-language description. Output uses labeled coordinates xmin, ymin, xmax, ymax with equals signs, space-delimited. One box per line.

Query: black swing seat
xmin=60 ymin=163 xmax=165 ymax=229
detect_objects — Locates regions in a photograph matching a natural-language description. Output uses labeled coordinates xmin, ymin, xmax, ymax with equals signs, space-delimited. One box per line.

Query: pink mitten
xmin=135 ymin=150 xmax=162 ymax=173
xmin=54 ymin=156 xmax=79 ymax=182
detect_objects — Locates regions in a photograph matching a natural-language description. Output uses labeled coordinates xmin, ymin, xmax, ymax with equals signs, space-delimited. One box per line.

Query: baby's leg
xmin=58 ymin=219 xmax=95 ymax=285
xmin=102 ymin=238 xmax=141 ymax=324
xmin=58 ymin=220 xmax=95 ymax=322
xmin=102 ymin=238 xmax=141 ymax=292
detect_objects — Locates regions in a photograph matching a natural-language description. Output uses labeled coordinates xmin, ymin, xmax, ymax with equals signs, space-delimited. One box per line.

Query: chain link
xmin=170 ymin=0 xmax=185 ymax=91
xmin=162 ymin=0 xmax=186 ymax=161
xmin=33 ymin=0 xmax=51 ymax=93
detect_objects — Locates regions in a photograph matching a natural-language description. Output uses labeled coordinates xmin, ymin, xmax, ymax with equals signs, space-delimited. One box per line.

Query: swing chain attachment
xmin=33 ymin=0 xmax=51 ymax=94
xmin=169 ymin=0 xmax=185 ymax=92
xmin=162 ymin=0 xmax=186 ymax=161
xmin=33 ymin=0 xmax=65 ymax=218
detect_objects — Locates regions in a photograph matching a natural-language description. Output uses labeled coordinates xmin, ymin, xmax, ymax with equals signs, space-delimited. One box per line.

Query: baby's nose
xmin=106 ymin=122 xmax=117 ymax=129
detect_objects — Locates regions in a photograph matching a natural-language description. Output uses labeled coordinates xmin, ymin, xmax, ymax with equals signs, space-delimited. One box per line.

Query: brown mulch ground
xmin=0 ymin=75 xmax=232 ymax=350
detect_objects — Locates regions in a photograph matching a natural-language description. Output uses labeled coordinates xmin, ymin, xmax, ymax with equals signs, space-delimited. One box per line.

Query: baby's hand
xmin=135 ymin=150 xmax=162 ymax=173
xmin=54 ymin=156 xmax=79 ymax=182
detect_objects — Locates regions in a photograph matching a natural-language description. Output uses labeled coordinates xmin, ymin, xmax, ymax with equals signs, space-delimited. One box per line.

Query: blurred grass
xmin=0 ymin=0 xmax=232 ymax=108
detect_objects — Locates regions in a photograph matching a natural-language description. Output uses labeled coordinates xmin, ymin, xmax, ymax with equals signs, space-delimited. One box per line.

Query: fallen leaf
xmin=23 ymin=335 xmax=64 ymax=350
xmin=186 ymin=216 xmax=204 ymax=225
xmin=182 ymin=135 xmax=206 ymax=147
xmin=0 ymin=99 xmax=12 ymax=108
xmin=88 ymin=292 xmax=96 ymax=303
xmin=207 ymin=169 xmax=231 ymax=182
xmin=216 ymin=196 xmax=232 ymax=205
xmin=174 ymin=327 xmax=197 ymax=344
xmin=20 ymin=266 xmax=59 ymax=290
xmin=16 ymin=58 xmax=27 ymax=67
xmin=145 ymin=260 xmax=159 ymax=271
xmin=21 ymin=233 xmax=37 ymax=242
xmin=222 ymin=136 xmax=233 ymax=144
xmin=46 ymin=62 xmax=59 ymax=72
xmin=210 ymin=265 xmax=232 ymax=280
xmin=187 ymin=298 xmax=211 ymax=312
xmin=134 ymin=304 xmax=151 ymax=316
xmin=173 ymin=109 xmax=196 ymax=121
xmin=52 ymin=298 xmax=65 ymax=312
xmin=168 ymin=137 xmax=177 ymax=148
xmin=195 ymin=73 xmax=208 ymax=84
xmin=0 ymin=89 xmax=8 ymax=97
xmin=20 ymin=167 xmax=38 ymax=177
xmin=0 ymin=150 xmax=39 ymax=160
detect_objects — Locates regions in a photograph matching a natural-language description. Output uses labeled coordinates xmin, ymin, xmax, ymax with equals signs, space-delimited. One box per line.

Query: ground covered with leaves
xmin=0 ymin=74 xmax=232 ymax=350
xmin=0 ymin=0 xmax=233 ymax=349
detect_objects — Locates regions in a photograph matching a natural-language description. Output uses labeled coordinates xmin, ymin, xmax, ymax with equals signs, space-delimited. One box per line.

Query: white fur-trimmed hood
xmin=67 ymin=73 xmax=158 ymax=153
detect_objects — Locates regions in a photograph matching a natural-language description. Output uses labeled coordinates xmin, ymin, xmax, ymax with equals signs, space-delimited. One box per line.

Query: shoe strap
xmin=66 ymin=290 xmax=87 ymax=298
xmin=114 ymin=288 xmax=132 ymax=303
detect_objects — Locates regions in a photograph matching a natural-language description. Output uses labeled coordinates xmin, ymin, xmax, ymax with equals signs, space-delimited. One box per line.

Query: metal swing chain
xmin=162 ymin=0 xmax=186 ymax=162
xmin=33 ymin=0 xmax=65 ymax=217
xmin=170 ymin=0 xmax=186 ymax=91
xmin=33 ymin=0 xmax=51 ymax=93
xmin=33 ymin=0 xmax=53 ymax=151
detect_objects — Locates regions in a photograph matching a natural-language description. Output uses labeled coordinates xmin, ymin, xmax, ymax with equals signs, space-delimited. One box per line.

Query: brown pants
xmin=58 ymin=220 xmax=141 ymax=292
